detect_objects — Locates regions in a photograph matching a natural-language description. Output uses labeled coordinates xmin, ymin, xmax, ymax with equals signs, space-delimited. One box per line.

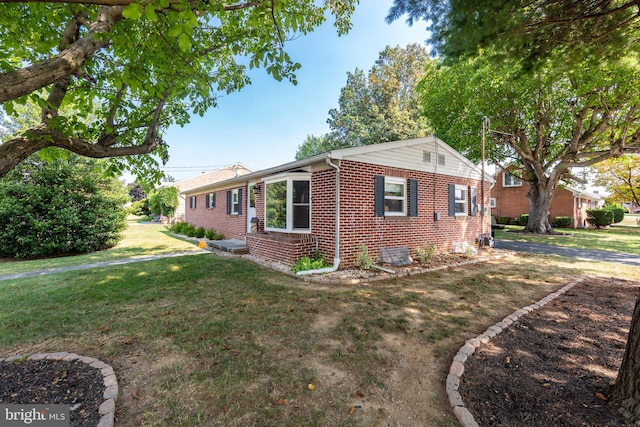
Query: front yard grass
xmin=495 ymin=223 xmax=640 ymax=255
xmin=1 ymin=250 xmax=638 ymax=426
xmin=0 ymin=218 xmax=200 ymax=277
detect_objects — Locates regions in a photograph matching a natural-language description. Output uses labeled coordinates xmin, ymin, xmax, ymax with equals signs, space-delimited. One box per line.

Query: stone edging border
xmin=446 ymin=278 xmax=584 ymax=427
xmin=1 ymin=352 xmax=118 ymax=427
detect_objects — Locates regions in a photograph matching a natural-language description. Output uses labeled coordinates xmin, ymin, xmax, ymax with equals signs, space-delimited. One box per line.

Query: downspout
xmin=297 ymin=157 xmax=341 ymax=275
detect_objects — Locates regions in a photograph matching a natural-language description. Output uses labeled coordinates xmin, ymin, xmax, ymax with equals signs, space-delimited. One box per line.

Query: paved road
xmin=0 ymin=250 xmax=208 ymax=282
xmin=494 ymin=239 xmax=640 ymax=267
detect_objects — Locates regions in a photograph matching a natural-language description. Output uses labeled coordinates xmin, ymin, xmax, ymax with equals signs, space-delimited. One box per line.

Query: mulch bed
xmin=0 ymin=359 xmax=104 ymax=427
xmin=460 ymin=277 xmax=640 ymax=426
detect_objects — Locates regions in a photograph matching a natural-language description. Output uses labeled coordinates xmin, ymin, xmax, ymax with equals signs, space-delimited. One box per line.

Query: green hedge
xmin=553 ymin=216 xmax=572 ymax=228
xmin=519 ymin=214 xmax=529 ymax=226
xmin=586 ymin=209 xmax=614 ymax=227
xmin=604 ymin=206 xmax=625 ymax=224
xmin=497 ymin=216 xmax=512 ymax=225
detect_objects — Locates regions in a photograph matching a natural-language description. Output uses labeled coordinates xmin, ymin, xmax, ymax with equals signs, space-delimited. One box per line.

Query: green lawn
xmin=495 ymin=219 xmax=640 ymax=255
xmin=1 ymin=220 xmax=639 ymax=425
xmin=0 ymin=218 xmax=201 ymax=277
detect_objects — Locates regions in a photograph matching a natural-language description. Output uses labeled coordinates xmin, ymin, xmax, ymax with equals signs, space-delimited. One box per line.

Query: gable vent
xmin=423 ymin=151 xmax=432 ymax=163
xmin=438 ymin=154 xmax=446 ymax=166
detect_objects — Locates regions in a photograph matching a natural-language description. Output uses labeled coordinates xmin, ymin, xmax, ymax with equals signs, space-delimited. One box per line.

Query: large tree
xmin=592 ymin=155 xmax=640 ymax=207
xmin=295 ymin=43 xmax=432 ymax=159
xmin=420 ymin=53 xmax=640 ymax=234
xmin=0 ymin=0 xmax=357 ymax=183
xmin=386 ymin=0 xmax=640 ymax=67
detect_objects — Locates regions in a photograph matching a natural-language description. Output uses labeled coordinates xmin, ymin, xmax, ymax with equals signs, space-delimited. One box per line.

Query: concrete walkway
xmin=494 ymin=239 xmax=640 ymax=267
xmin=0 ymin=250 xmax=208 ymax=282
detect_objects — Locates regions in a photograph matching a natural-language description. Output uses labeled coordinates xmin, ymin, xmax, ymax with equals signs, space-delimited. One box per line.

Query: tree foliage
xmin=0 ymin=0 xmax=357 ymax=183
xmin=0 ymin=155 xmax=128 ymax=258
xmin=591 ymin=155 xmax=640 ymax=207
xmin=419 ymin=52 xmax=640 ymax=232
xmin=295 ymin=43 xmax=432 ymax=159
xmin=387 ymin=0 xmax=640 ymax=67
xmin=148 ymin=186 xmax=179 ymax=217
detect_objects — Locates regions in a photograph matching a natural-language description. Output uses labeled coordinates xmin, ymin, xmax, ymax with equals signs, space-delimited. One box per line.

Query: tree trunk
xmin=524 ymin=180 xmax=554 ymax=233
xmin=611 ymin=290 xmax=640 ymax=423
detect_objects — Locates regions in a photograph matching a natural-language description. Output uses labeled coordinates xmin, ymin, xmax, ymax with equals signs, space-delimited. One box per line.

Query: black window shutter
xmin=194 ymin=196 xmax=197 ymax=209
xmin=448 ymin=184 xmax=456 ymax=216
xmin=374 ymin=175 xmax=385 ymax=217
xmin=409 ymin=179 xmax=418 ymax=217
xmin=470 ymin=187 xmax=477 ymax=216
xmin=226 ymin=191 xmax=231 ymax=215
xmin=205 ymin=194 xmax=210 ymax=209
xmin=238 ymin=188 xmax=243 ymax=215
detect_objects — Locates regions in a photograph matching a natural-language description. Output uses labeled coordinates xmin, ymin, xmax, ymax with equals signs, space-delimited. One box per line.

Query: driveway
xmin=494 ymin=239 xmax=640 ymax=267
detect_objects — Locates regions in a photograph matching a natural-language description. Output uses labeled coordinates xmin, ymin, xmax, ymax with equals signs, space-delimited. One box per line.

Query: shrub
xmin=171 ymin=222 xmax=187 ymax=234
xmin=604 ymin=206 xmax=625 ymax=224
xmin=205 ymin=229 xmax=225 ymax=240
xmin=291 ymin=252 xmax=329 ymax=273
xmin=519 ymin=214 xmax=529 ymax=226
xmin=497 ymin=216 xmax=512 ymax=225
xmin=354 ymin=243 xmax=374 ymax=270
xmin=0 ymin=155 xmax=127 ymax=259
xmin=415 ymin=243 xmax=436 ymax=263
xmin=194 ymin=227 xmax=206 ymax=238
xmin=553 ymin=216 xmax=572 ymax=228
xmin=183 ymin=224 xmax=196 ymax=237
xmin=586 ymin=209 xmax=614 ymax=228
xmin=130 ymin=199 xmax=150 ymax=216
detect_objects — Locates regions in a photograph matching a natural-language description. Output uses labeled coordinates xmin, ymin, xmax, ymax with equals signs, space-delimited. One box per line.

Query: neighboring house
xmin=161 ymin=163 xmax=252 ymax=222
xmin=491 ymin=167 xmax=603 ymax=228
xmin=182 ymin=137 xmax=493 ymax=268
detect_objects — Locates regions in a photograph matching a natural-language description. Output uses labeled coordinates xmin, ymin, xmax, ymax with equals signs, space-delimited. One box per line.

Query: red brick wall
xmin=491 ymin=172 xmax=582 ymax=226
xmin=184 ymin=186 xmax=247 ymax=239
xmin=335 ymin=160 xmax=490 ymax=267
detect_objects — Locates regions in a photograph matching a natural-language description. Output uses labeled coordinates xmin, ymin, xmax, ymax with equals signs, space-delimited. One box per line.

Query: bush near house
xmin=497 ymin=216 xmax=513 ymax=225
xmin=519 ymin=214 xmax=529 ymax=226
xmin=604 ymin=206 xmax=625 ymax=224
xmin=586 ymin=209 xmax=614 ymax=228
xmin=553 ymin=216 xmax=572 ymax=228
xmin=205 ymin=229 xmax=225 ymax=240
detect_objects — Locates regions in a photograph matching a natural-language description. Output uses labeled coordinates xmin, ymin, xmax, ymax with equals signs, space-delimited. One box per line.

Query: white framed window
xmin=503 ymin=172 xmax=522 ymax=187
xmin=264 ymin=173 xmax=311 ymax=232
xmin=231 ymin=189 xmax=240 ymax=214
xmin=490 ymin=198 xmax=496 ymax=208
xmin=454 ymin=185 xmax=468 ymax=216
xmin=383 ymin=176 xmax=407 ymax=216
xmin=189 ymin=196 xmax=197 ymax=209
xmin=206 ymin=193 xmax=216 ymax=209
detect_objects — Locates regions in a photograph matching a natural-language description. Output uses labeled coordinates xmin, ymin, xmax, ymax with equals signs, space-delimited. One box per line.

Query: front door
xmin=247 ymin=182 xmax=257 ymax=233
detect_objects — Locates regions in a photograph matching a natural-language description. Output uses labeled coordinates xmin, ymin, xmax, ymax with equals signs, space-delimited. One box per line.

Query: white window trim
xmin=189 ymin=196 xmax=197 ymax=209
xmin=490 ymin=198 xmax=496 ymax=208
xmin=231 ymin=189 xmax=239 ymax=214
xmin=503 ymin=171 xmax=523 ymax=187
xmin=264 ymin=173 xmax=312 ymax=233
xmin=454 ymin=184 xmax=468 ymax=217
xmin=384 ymin=176 xmax=407 ymax=216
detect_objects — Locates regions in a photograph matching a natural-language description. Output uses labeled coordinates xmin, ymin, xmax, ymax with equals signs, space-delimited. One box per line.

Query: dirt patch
xmin=460 ymin=277 xmax=640 ymax=426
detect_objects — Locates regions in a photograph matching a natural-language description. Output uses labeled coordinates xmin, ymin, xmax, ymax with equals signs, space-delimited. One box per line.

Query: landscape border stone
xmin=0 ymin=352 xmax=118 ymax=427
xmin=445 ymin=279 xmax=582 ymax=427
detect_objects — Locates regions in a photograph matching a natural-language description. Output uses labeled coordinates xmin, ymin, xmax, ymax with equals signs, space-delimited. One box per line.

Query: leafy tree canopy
xmin=387 ymin=0 xmax=640 ymax=68
xmin=0 ymin=0 xmax=357 ymax=184
xmin=149 ymin=186 xmax=179 ymax=217
xmin=419 ymin=51 xmax=640 ymax=232
xmin=296 ymin=43 xmax=432 ymax=159
xmin=591 ymin=154 xmax=640 ymax=207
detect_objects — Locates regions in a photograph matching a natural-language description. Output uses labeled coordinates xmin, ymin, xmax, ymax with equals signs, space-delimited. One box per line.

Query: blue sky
xmin=160 ymin=2 xmax=430 ymax=181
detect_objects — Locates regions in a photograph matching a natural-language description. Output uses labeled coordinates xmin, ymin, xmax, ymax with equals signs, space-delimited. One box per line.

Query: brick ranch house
xmin=182 ymin=137 xmax=493 ymax=268
xmin=491 ymin=167 xmax=603 ymax=228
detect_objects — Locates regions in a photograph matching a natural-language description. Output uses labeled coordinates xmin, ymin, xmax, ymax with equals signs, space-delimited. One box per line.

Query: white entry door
xmin=247 ymin=182 xmax=257 ymax=233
